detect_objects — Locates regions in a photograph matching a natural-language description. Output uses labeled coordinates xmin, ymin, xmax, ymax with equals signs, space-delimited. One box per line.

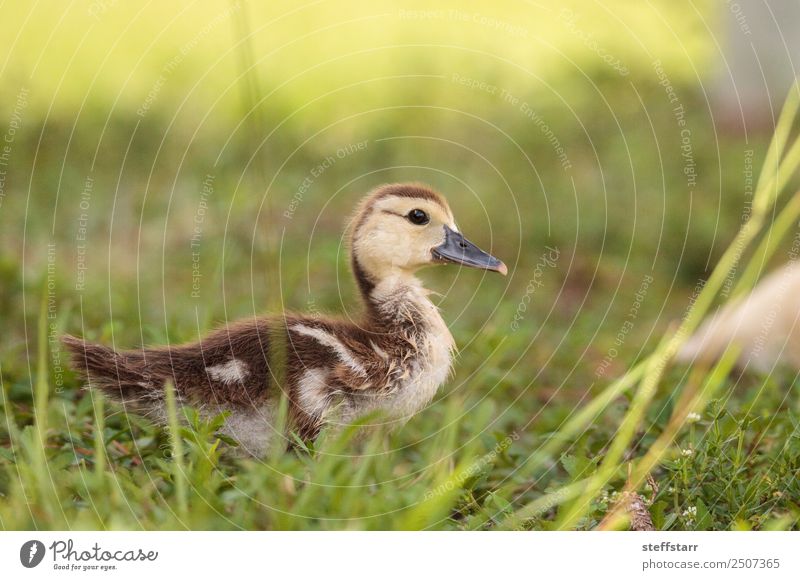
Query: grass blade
xmin=164 ymin=380 xmax=188 ymax=522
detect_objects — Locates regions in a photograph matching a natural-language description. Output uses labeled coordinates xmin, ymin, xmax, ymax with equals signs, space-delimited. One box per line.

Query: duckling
xmin=64 ymin=183 xmax=506 ymax=455
xmin=676 ymin=261 xmax=800 ymax=372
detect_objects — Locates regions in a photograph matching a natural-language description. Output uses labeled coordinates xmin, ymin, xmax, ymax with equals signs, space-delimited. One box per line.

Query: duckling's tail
xmin=62 ymin=334 xmax=165 ymax=415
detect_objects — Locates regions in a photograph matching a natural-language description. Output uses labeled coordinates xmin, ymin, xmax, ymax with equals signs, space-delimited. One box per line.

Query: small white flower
xmin=682 ymin=506 xmax=697 ymax=520
xmin=667 ymin=486 xmax=675 ymax=493
xmin=686 ymin=412 xmax=701 ymax=423
xmin=681 ymin=448 xmax=694 ymax=457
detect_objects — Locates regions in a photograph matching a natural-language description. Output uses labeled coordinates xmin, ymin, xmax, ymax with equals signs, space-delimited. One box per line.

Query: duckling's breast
xmin=382 ymin=331 xmax=453 ymax=420
xmin=284 ymin=284 xmax=455 ymax=430
xmin=367 ymin=300 xmax=455 ymax=420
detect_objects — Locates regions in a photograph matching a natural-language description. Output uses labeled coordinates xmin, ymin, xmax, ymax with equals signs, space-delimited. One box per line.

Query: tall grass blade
xmin=733 ymin=191 xmax=800 ymax=298
xmin=268 ymin=318 xmax=290 ymax=458
xmin=597 ymin=345 xmax=739 ymax=530
xmin=92 ymin=392 xmax=106 ymax=479
xmin=32 ymin=289 xmax=54 ymax=521
xmin=164 ymin=380 xmax=188 ymax=522
xmin=753 ymin=81 xmax=800 ymax=214
xmin=511 ymin=356 xmax=648 ymax=481
xmin=555 ymin=334 xmax=674 ymax=529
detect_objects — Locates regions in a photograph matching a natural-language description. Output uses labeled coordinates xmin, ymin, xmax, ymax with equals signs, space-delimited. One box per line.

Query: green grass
xmin=2 ymin=1 xmax=800 ymax=530
xmin=1 ymin=317 xmax=798 ymax=530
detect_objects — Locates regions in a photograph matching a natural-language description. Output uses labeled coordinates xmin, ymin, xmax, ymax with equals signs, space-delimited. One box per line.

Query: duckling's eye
xmin=407 ymin=209 xmax=430 ymax=226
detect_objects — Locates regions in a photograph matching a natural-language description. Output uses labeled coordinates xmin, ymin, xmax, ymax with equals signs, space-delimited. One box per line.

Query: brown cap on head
xmin=348 ymin=183 xmax=450 ymax=243
xmin=369 ymin=183 xmax=450 ymax=212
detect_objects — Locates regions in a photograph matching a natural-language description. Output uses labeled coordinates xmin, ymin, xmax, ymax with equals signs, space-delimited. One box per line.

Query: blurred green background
xmin=2 ymin=1 xmax=799 ymax=530
xmin=1 ymin=0 xmax=752 ymax=349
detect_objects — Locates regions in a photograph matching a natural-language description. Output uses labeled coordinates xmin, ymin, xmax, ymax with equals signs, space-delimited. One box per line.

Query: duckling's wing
xmin=63 ymin=317 xmax=275 ymax=416
xmin=286 ymin=319 xmax=394 ymax=392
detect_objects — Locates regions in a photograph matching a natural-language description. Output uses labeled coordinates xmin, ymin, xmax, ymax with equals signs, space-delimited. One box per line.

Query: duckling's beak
xmin=432 ymin=225 xmax=507 ymax=276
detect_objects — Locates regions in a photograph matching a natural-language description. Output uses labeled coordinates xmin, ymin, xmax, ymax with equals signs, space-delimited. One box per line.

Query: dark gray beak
xmin=432 ymin=225 xmax=507 ymax=275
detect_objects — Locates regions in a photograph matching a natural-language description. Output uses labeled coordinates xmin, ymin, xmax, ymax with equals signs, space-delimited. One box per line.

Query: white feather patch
xmin=206 ymin=359 xmax=249 ymax=384
xmin=371 ymin=341 xmax=389 ymax=361
xmin=292 ymin=324 xmax=367 ymax=376
xmin=297 ymin=368 xmax=331 ymax=418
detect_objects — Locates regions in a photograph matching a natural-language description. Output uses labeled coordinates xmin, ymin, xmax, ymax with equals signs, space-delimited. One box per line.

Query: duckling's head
xmin=349 ymin=183 xmax=506 ymax=292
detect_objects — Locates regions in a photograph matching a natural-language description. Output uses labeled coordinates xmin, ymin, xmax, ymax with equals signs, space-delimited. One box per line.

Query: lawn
xmin=1 ymin=0 xmax=799 ymax=530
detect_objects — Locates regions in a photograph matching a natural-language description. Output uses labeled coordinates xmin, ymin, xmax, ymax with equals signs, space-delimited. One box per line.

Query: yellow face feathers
xmin=349 ymin=183 xmax=507 ymax=285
